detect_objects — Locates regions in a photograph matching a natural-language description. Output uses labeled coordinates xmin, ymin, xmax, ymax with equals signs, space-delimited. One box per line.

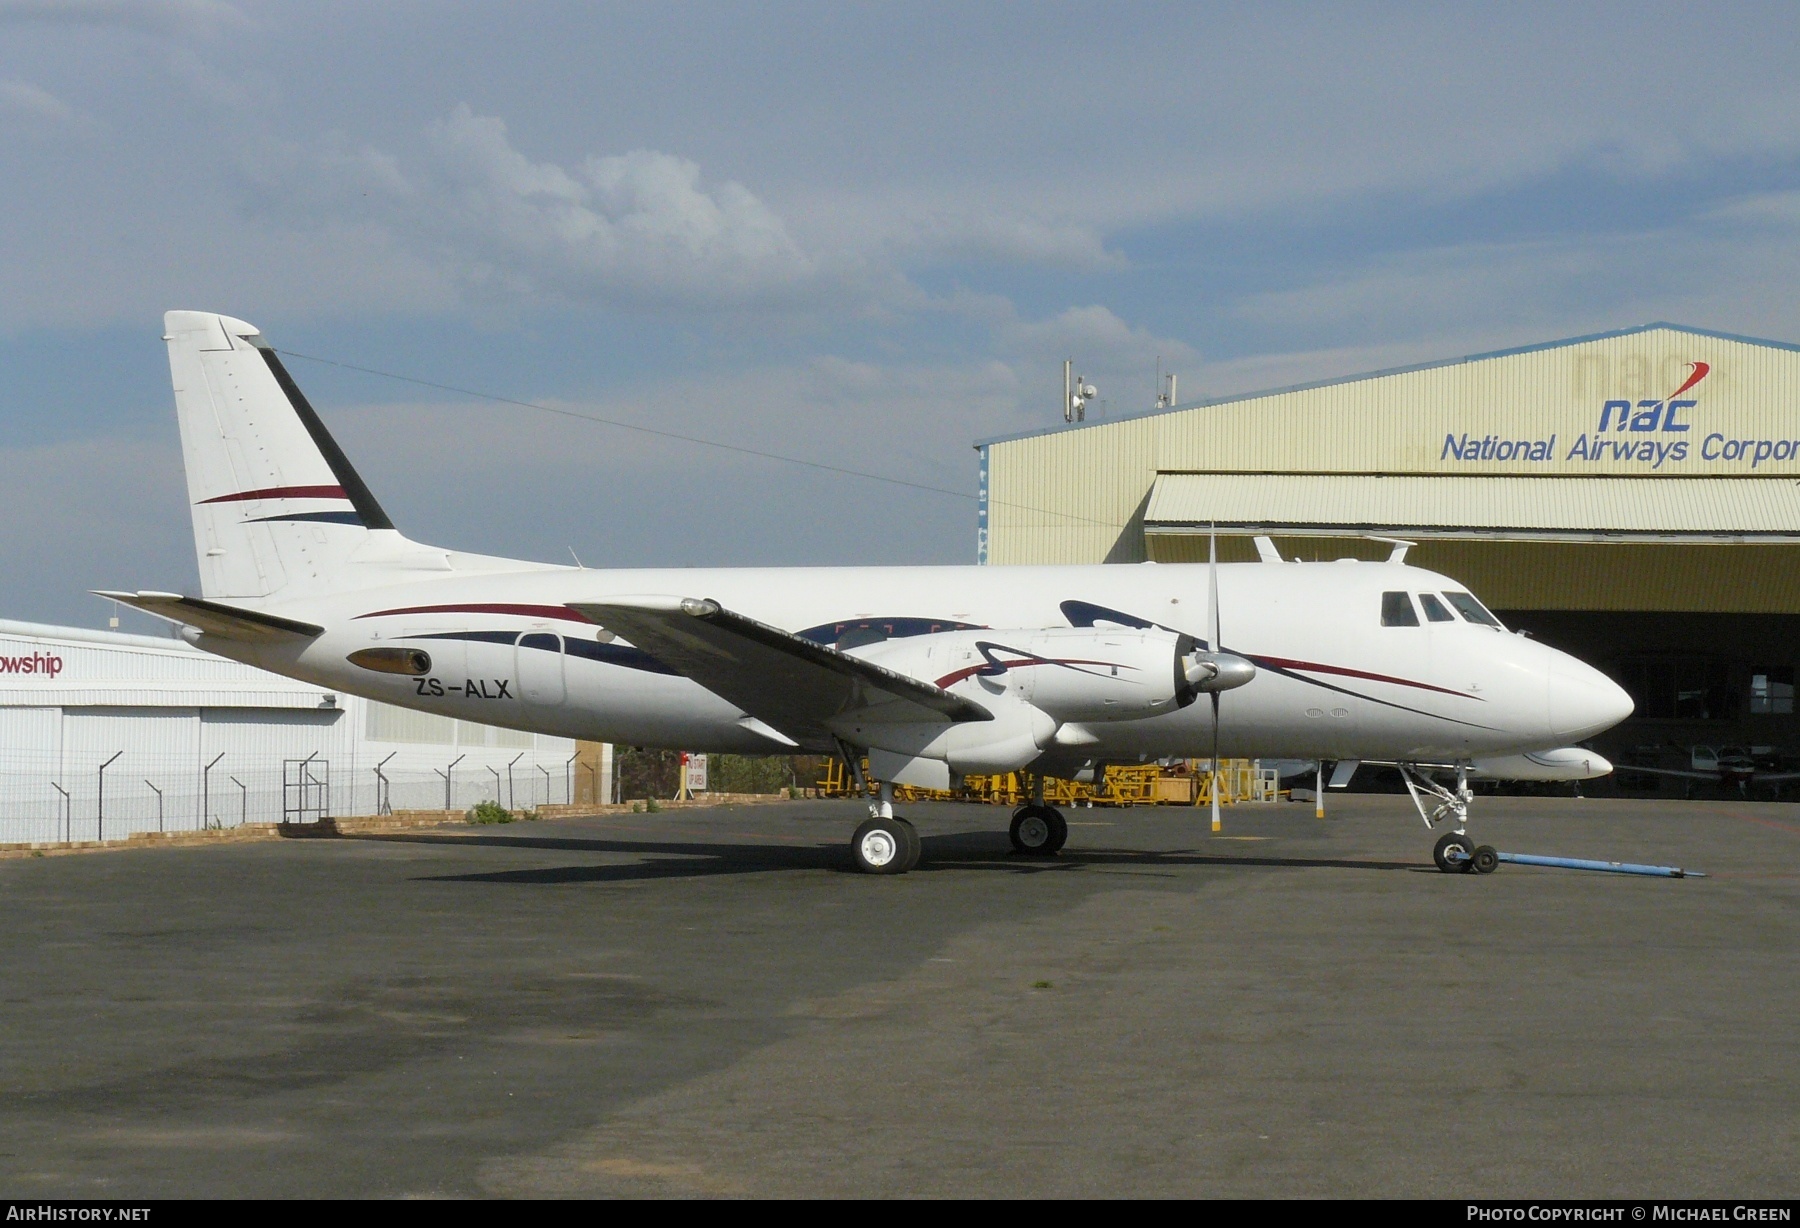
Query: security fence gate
xmin=282 ymin=758 xmax=330 ymax=824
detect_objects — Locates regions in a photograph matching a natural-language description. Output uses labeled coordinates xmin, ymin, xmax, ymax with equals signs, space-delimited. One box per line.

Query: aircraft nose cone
xmin=1549 ymin=654 xmax=1634 ymax=741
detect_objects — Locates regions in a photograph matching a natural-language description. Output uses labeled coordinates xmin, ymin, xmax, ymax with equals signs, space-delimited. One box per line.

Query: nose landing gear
xmin=1403 ymin=764 xmax=1498 ymax=874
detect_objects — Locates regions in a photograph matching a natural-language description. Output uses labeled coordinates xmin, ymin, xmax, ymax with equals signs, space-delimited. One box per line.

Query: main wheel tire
xmin=852 ymin=817 xmax=913 ymax=875
xmin=894 ymin=816 xmax=922 ymax=872
xmin=1010 ymin=804 xmax=1068 ymax=856
xmin=1471 ymin=844 xmax=1500 ymax=874
xmin=1433 ymin=831 xmax=1475 ymax=873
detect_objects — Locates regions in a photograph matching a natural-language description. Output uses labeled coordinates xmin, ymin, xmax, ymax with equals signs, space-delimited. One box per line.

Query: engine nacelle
xmin=854 ymin=626 xmax=1202 ymax=724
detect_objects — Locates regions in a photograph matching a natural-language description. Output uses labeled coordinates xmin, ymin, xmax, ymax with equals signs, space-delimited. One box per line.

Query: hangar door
xmin=61 ymin=708 xmax=200 ymax=841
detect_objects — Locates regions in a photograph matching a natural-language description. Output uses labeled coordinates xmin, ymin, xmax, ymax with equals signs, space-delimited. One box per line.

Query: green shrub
xmin=467 ymin=800 xmax=514 ymax=825
xmin=645 ymin=798 xmax=662 ymax=813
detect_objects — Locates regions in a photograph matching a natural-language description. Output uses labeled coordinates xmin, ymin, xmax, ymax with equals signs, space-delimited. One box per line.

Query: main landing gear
xmin=850 ymin=780 xmax=921 ymax=875
xmin=1009 ymin=803 xmax=1068 ymax=856
xmin=1401 ymin=764 xmax=1498 ymax=875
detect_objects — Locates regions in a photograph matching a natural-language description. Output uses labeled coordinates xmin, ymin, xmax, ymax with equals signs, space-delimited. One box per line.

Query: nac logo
xmin=1595 ymin=362 xmax=1708 ymax=433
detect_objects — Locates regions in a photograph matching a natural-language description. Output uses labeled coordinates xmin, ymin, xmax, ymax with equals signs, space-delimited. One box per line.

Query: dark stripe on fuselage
xmin=405 ymin=630 xmax=679 ymax=675
xmin=356 ymin=603 xmax=599 ymax=624
xmin=1061 ymin=598 xmax=1498 ymax=729
xmin=1255 ymin=654 xmax=1477 ymax=700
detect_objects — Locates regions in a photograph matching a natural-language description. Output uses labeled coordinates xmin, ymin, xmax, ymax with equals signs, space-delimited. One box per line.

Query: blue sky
xmin=4 ymin=0 xmax=1800 ymax=628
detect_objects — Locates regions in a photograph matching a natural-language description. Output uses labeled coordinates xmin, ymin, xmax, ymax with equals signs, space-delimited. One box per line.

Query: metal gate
xmin=282 ymin=756 xmax=330 ymax=824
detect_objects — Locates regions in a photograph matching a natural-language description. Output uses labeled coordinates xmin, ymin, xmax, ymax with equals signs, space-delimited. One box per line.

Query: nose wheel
xmin=1403 ymin=764 xmax=1500 ymax=875
xmin=1010 ymin=803 xmax=1068 ymax=856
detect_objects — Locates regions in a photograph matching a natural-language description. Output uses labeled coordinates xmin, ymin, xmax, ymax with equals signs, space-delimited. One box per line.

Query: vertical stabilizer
xmin=164 ymin=310 xmax=396 ymax=600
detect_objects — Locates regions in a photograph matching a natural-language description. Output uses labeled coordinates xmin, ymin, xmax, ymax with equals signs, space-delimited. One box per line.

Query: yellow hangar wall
xmin=978 ymin=324 xmax=1800 ymax=612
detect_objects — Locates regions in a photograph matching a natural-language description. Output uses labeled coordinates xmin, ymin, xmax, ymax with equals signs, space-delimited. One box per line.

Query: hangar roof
xmin=977 ymin=320 xmax=1800 ymax=448
xmin=1144 ymin=474 xmax=1800 ymax=544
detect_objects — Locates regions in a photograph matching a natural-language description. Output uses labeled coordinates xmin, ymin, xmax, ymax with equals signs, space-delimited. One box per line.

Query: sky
xmin=5 ymin=0 xmax=1800 ymax=630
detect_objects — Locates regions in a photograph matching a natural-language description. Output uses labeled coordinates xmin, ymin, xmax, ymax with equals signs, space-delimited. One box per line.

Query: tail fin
xmin=164 ymin=310 xmax=397 ymax=600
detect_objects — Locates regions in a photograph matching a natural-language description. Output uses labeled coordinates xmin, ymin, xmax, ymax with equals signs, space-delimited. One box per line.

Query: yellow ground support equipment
xmin=816 ymin=758 xmax=1286 ymax=807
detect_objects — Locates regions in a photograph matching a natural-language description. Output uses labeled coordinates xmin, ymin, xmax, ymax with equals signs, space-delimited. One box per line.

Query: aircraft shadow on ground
xmin=374 ymin=830 xmax=1420 ymax=886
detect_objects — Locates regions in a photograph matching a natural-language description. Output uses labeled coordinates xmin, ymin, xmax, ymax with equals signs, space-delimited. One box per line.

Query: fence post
xmin=537 ymin=764 xmax=551 ymax=809
xmin=51 ymin=783 xmax=70 ymax=843
xmin=203 ymin=752 xmax=225 ymax=831
xmin=436 ymin=754 xmax=465 ymax=811
xmin=145 ymin=780 xmax=163 ymax=832
xmin=96 ymin=751 xmax=123 ymax=842
xmin=565 ymin=753 xmax=578 ymax=804
xmin=374 ymin=751 xmax=396 ymax=816
xmin=486 ymin=765 xmax=501 ymax=806
xmin=507 ymin=753 xmax=523 ymax=811
xmin=229 ymin=776 xmax=247 ymax=826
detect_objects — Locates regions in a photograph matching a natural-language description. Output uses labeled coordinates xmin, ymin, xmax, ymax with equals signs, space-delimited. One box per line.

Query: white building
xmin=0 ymin=620 xmax=603 ymax=844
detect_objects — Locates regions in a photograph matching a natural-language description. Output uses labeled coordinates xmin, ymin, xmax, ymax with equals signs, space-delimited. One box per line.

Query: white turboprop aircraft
xmin=103 ymin=312 xmax=1635 ymax=875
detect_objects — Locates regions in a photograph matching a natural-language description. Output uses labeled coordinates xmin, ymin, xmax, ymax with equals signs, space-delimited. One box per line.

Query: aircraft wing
xmin=94 ymin=590 xmax=324 ymax=644
xmin=1613 ymin=764 xmax=1722 ymax=782
xmin=570 ymin=597 xmax=992 ymax=748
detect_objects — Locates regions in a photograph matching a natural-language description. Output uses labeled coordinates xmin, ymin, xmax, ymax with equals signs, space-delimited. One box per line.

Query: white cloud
xmin=0 ymin=0 xmax=246 ymax=35
xmin=250 ymin=105 xmax=830 ymax=311
xmin=0 ymin=78 xmax=73 ymax=124
xmin=1706 ymin=190 xmax=1800 ymax=228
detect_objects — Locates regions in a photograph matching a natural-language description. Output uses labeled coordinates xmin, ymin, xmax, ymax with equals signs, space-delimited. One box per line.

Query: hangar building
xmin=977 ymin=323 xmax=1800 ymax=784
xmin=0 ymin=620 xmax=601 ymax=844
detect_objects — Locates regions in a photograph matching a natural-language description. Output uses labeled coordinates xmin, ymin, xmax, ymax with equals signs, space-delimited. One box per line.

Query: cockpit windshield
xmin=1444 ymin=591 xmax=1504 ymax=628
xmin=1418 ymin=593 xmax=1455 ymax=623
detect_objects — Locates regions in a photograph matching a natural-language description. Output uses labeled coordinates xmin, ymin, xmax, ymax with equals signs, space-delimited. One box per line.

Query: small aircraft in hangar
xmin=1618 ymin=745 xmax=1800 ymax=799
xmin=103 ymin=312 xmax=1635 ymax=875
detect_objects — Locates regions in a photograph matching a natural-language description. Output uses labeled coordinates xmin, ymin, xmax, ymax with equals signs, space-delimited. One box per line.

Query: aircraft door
xmin=516 ymin=632 xmax=566 ymax=707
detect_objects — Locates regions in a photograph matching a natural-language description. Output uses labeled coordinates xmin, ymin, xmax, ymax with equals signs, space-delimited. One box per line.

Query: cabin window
xmin=1380 ymin=591 xmax=1420 ymax=627
xmin=1750 ymin=668 xmax=1795 ymax=715
xmin=1417 ymin=593 xmax=1455 ymax=622
xmin=1443 ymin=591 xmax=1503 ymax=628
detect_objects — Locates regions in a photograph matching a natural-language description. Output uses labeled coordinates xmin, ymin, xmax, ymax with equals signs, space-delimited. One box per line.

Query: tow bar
xmin=1450 ymin=848 xmax=1702 ymax=879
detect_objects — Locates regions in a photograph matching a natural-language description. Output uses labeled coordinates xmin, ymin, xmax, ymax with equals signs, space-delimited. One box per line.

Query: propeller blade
xmin=1210 ymin=525 xmax=1222 ymax=833
xmin=1208 ymin=523 xmax=1221 ymax=653
xmin=1210 ymin=692 xmax=1222 ymax=834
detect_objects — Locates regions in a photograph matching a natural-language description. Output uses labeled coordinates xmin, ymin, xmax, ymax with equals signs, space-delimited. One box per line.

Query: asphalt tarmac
xmin=0 ymin=794 xmax=1794 ymax=1198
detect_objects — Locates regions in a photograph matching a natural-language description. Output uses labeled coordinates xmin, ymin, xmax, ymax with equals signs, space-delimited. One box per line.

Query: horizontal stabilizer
xmin=95 ymin=590 xmax=323 ymax=643
xmin=570 ymin=597 xmax=991 ymax=749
